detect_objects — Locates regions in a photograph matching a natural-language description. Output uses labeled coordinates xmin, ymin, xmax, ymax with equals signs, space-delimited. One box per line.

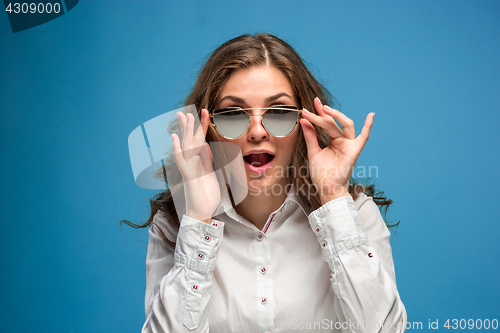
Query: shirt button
xmin=315 ymin=225 xmax=321 ymax=233
xmin=191 ymin=284 xmax=199 ymax=292
xmin=203 ymin=234 xmax=211 ymax=242
xmin=260 ymin=266 xmax=267 ymax=275
xmin=197 ymin=252 xmax=206 ymax=260
xmin=211 ymin=221 xmax=219 ymax=227
xmin=257 ymin=234 xmax=264 ymax=241
xmin=321 ymin=240 xmax=327 ymax=248
xmin=261 ymin=297 xmax=267 ymax=305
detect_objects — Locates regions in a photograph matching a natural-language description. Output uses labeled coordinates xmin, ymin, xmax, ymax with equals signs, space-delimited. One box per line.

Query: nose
xmin=246 ymin=114 xmax=269 ymax=141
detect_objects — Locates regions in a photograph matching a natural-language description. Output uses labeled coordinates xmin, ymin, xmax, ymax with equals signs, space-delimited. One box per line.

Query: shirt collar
xmin=213 ymin=183 xmax=312 ymax=220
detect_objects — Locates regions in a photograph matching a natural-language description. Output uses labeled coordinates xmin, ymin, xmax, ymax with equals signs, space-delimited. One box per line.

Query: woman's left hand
xmin=300 ymin=97 xmax=374 ymax=205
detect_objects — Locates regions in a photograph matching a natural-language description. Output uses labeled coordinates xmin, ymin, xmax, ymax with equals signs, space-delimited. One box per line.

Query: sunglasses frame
xmin=209 ymin=105 xmax=302 ymax=140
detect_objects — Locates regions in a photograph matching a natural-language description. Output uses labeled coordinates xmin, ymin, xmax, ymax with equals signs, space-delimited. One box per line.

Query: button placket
xmin=255 ymin=228 xmax=273 ymax=330
xmin=279 ymin=201 xmax=286 ymax=213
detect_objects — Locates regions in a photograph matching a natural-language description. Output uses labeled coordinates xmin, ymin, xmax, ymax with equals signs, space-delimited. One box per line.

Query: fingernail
xmin=302 ymin=108 xmax=310 ymax=114
xmin=324 ymin=105 xmax=332 ymax=110
xmin=315 ymin=97 xmax=321 ymax=104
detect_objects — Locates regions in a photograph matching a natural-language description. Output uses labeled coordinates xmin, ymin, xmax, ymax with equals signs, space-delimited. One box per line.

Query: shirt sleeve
xmin=142 ymin=212 xmax=224 ymax=333
xmin=308 ymin=194 xmax=407 ymax=333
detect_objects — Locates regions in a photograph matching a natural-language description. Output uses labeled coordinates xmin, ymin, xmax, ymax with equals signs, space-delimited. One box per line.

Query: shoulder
xmin=149 ymin=210 xmax=179 ymax=242
xmin=353 ymin=192 xmax=388 ymax=235
xmin=354 ymin=192 xmax=375 ymax=211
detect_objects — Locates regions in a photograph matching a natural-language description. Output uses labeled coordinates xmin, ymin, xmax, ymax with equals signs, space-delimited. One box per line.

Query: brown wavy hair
xmin=121 ymin=33 xmax=398 ymax=248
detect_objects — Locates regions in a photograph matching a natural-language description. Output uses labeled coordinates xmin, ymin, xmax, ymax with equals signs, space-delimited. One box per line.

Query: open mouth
xmin=243 ymin=152 xmax=275 ymax=173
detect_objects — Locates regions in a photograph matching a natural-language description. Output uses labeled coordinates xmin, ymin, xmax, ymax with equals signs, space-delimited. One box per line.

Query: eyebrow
xmin=218 ymin=92 xmax=293 ymax=105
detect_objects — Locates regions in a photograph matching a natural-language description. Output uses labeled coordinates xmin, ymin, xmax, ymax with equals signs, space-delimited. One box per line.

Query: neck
xmin=234 ymin=188 xmax=288 ymax=231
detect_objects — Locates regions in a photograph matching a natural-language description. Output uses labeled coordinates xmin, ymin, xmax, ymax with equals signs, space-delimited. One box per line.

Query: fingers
xmin=171 ymin=133 xmax=186 ymax=169
xmin=194 ymin=109 xmax=209 ymax=143
xmin=356 ymin=112 xmax=375 ymax=148
xmin=172 ymin=109 xmax=215 ymax=182
xmin=314 ymin=96 xmax=328 ymax=117
xmin=177 ymin=112 xmax=187 ymax=137
xmin=302 ymin=108 xmax=343 ymax=139
xmin=181 ymin=113 xmax=195 ymax=160
xmin=200 ymin=142 xmax=214 ymax=173
xmin=322 ymin=106 xmax=356 ymax=140
xmin=195 ymin=110 xmax=213 ymax=173
xmin=309 ymin=97 xmax=374 ymax=149
xmin=299 ymin=118 xmax=322 ymax=159
xmin=189 ymin=109 xmax=209 ymax=157
xmin=177 ymin=109 xmax=209 ymax=160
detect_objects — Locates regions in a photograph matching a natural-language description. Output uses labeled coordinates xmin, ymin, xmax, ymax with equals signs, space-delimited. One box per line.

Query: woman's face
xmin=215 ymin=65 xmax=300 ymax=195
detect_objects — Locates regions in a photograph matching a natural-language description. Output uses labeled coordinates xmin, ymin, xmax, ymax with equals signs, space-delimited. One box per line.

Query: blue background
xmin=1 ymin=0 xmax=499 ymax=332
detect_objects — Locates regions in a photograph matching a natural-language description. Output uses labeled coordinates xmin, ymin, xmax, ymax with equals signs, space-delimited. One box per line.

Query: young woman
xmin=138 ymin=33 xmax=406 ymax=332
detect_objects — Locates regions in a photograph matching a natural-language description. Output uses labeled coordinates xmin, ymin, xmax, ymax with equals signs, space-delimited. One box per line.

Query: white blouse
xmin=142 ymin=189 xmax=407 ymax=333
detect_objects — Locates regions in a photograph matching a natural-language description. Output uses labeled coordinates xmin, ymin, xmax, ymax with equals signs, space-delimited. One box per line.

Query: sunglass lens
xmin=263 ymin=108 xmax=299 ymax=136
xmin=213 ymin=111 xmax=249 ymax=139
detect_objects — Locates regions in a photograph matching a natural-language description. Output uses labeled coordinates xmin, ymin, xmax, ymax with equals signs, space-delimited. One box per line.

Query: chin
xmin=246 ymin=176 xmax=288 ymax=196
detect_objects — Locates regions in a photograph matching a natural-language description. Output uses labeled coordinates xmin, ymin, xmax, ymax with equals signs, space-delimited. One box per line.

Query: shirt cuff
xmin=308 ymin=195 xmax=368 ymax=256
xmin=174 ymin=215 xmax=224 ymax=274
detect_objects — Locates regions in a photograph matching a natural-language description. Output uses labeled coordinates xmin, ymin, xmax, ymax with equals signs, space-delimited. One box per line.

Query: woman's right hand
xmin=171 ymin=109 xmax=221 ymax=224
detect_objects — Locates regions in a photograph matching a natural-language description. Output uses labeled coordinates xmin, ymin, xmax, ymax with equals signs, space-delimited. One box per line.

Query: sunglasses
xmin=209 ymin=105 xmax=302 ymax=139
